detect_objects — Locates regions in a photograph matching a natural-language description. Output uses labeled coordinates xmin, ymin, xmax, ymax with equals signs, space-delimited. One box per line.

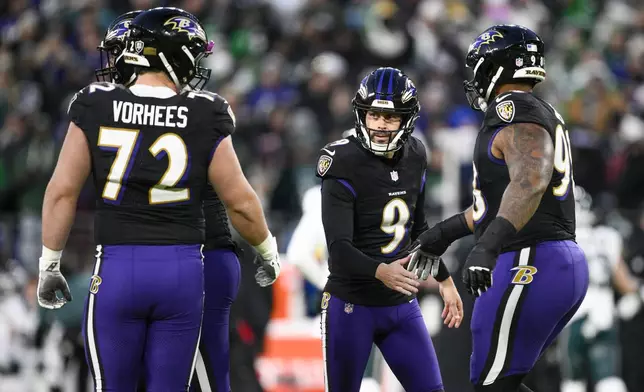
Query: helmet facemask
xmin=353 ymin=100 xmax=419 ymax=156
xmin=96 ymin=40 xmax=124 ymax=83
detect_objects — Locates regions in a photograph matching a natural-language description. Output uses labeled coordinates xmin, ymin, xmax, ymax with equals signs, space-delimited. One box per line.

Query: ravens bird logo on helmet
xmin=163 ymin=16 xmax=207 ymax=41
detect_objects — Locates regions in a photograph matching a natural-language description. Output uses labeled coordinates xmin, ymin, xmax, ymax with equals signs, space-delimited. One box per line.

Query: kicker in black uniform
xmin=316 ymin=67 xmax=463 ymax=392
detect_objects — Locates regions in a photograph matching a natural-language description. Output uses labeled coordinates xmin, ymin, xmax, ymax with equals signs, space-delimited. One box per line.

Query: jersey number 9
xmin=552 ymin=124 xmax=573 ymax=199
xmin=380 ymin=198 xmax=410 ymax=254
xmin=98 ymin=127 xmax=189 ymax=204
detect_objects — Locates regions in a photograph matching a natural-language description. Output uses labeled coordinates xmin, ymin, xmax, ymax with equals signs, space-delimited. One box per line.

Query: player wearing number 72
xmin=409 ymin=25 xmax=589 ymax=392
xmin=37 ymin=7 xmax=279 ymax=391
xmin=316 ymin=67 xmax=463 ymax=392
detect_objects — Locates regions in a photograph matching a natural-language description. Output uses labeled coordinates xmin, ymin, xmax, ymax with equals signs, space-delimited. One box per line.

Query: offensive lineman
xmin=94 ymin=10 xmax=254 ymax=392
xmin=317 ymin=67 xmax=463 ymax=392
xmin=37 ymin=7 xmax=279 ymax=391
xmin=408 ymin=25 xmax=589 ymax=392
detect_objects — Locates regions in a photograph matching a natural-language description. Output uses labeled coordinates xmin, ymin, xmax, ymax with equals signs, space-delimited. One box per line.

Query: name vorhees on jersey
xmin=113 ymin=101 xmax=188 ymax=128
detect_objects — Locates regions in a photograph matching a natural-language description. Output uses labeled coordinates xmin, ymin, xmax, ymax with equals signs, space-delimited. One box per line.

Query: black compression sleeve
xmin=321 ymin=179 xmax=382 ymax=277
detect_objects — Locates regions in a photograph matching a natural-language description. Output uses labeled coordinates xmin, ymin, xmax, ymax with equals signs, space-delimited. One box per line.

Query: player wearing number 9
xmin=39 ymin=7 xmax=279 ymax=392
xmin=315 ymin=67 xmax=463 ymax=392
xmin=414 ymin=24 xmax=589 ymax=392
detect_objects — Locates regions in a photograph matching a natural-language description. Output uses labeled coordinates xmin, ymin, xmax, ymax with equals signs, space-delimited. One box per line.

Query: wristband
xmin=435 ymin=259 xmax=451 ymax=282
xmin=253 ymin=234 xmax=278 ymax=260
xmin=40 ymin=246 xmax=62 ymax=271
xmin=477 ymin=217 xmax=517 ymax=254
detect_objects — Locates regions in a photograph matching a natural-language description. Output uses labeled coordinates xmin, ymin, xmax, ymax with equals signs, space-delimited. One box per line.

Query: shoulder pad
xmin=316 ymin=138 xmax=356 ymax=179
xmin=407 ymin=136 xmax=428 ymax=163
xmin=183 ymin=89 xmax=236 ymax=136
xmin=484 ymin=91 xmax=551 ymax=130
xmin=67 ymin=82 xmax=120 ymax=127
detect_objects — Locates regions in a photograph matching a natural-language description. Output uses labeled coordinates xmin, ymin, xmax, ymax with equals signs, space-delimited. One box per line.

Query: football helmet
xmin=352 ymin=67 xmax=420 ymax=155
xmin=464 ymin=24 xmax=546 ymax=111
xmin=121 ymin=7 xmax=214 ymax=90
xmin=95 ymin=10 xmax=142 ymax=84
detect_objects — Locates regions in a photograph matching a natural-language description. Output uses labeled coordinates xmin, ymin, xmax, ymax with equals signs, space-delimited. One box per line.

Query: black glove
xmin=462 ymin=244 xmax=496 ymax=297
xmin=462 ymin=217 xmax=516 ymax=297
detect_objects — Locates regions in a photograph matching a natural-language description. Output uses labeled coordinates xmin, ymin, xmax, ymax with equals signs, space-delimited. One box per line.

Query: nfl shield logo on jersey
xmin=496 ymin=100 xmax=515 ymax=123
xmin=317 ymin=155 xmax=333 ymax=177
xmin=390 ymin=170 xmax=399 ymax=182
xmin=344 ymin=302 xmax=354 ymax=314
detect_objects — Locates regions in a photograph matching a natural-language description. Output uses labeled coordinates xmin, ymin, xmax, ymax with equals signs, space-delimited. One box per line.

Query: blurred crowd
xmin=1 ymin=0 xmax=644 ymax=391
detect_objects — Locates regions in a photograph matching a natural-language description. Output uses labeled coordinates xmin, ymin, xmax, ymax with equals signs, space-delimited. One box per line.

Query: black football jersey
xmin=473 ymin=91 xmax=575 ymax=252
xmin=67 ymin=82 xmax=235 ymax=245
xmin=316 ymin=136 xmax=428 ymax=306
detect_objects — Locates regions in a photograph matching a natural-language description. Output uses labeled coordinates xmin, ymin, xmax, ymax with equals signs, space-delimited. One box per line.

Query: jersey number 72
xmin=98 ymin=127 xmax=189 ymax=205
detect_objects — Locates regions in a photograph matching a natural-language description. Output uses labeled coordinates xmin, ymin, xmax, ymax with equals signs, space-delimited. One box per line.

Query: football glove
xmin=253 ymin=235 xmax=281 ymax=287
xmin=462 ymin=243 xmax=496 ymax=297
xmin=37 ymin=251 xmax=72 ymax=309
xmin=407 ymin=245 xmax=441 ymax=281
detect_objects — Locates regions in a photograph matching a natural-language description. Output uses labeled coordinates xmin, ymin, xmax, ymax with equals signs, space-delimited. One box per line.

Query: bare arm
xmin=208 ymin=136 xmax=270 ymax=246
xmin=493 ymin=123 xmax=554 ymax=230
xmin=42 ymin=122 xmax=91 ymax=251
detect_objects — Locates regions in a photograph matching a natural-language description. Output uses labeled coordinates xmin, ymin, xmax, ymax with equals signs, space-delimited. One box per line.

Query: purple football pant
xmin=321 ymin=295 xmax=444 ymax=392
xmin=470 ymin=240 xmax=589 ymax=386
xmin=82 ymin=245 xmax=204 ymax=392
xmin=190 ymin=249 xmax=241 ymax=392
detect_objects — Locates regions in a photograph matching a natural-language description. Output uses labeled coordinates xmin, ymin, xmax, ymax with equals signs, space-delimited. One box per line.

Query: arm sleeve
xmin=322 ymin=178 xmax=382 ymax=277
xmin=411 ymin=171 xmax=428 ymax=241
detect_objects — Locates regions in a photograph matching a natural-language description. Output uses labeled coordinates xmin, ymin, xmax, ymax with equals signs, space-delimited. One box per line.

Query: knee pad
xmin=474 ymin=374 xmax=525 ymax=392
xmin=596 ymin=377 xmax=627 ymax=392
xmin=561 ymin=380 xmax=586 ymax=392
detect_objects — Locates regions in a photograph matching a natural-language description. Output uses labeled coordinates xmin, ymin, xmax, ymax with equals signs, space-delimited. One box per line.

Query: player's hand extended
xmin=375 ymin=256 xmax=420 ymax=296
xmin=462 ymin=243 xmax=497 ymax=297
xmin=255 ymin=252 xmax=281 ymax=287
xmin=438 ymin=278 xmax=463 ymax=328
xmin=407 ymin=244 xmax=441 ymax=280
xmin=37 ymin=260 xmax=72 ymax=309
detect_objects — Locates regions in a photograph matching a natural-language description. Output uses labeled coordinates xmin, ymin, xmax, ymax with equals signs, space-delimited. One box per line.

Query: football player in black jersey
xmin=316 ymin=67 xmax=463 ymax=392
xmin=95 ymin=10 xmax=246 ymax=392
xmin=37 ymin=7 xmax=280 ymax=391
xmin=408 ymin=25 xmax=589 ymax=392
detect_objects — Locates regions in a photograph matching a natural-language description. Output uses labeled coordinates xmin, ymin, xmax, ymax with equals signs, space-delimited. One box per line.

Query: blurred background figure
xmin=1 ymin=0 xmax=644 ymax=391
xmin=559 ymin=187 xmax=639 ymax=392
